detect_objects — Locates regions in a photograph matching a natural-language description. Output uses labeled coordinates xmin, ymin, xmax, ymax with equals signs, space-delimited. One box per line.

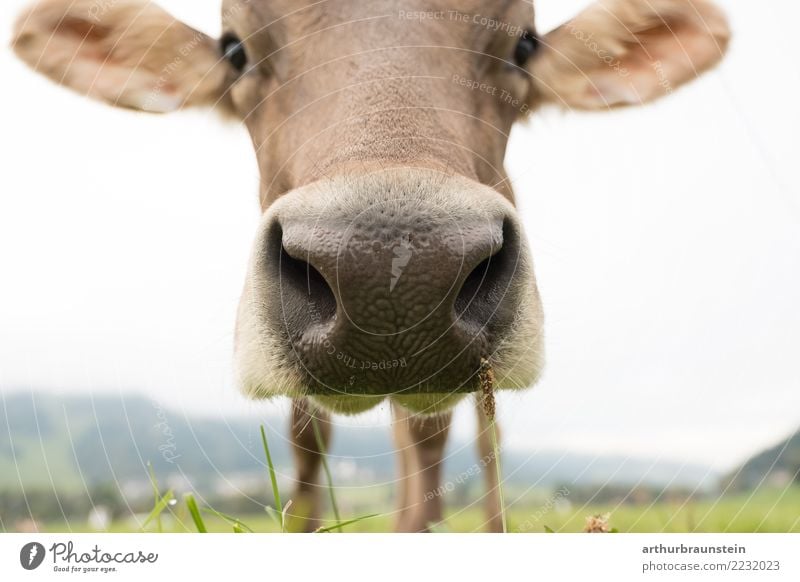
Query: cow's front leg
xmin=391 ymin=402 xmax=452 ymax=532
xmin=285 ymin=397 xmax=331 ymax=532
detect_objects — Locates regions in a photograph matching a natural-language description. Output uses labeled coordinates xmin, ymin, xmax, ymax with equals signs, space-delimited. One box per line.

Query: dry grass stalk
xmin=479 ymin=357 xmax=496 ymax=420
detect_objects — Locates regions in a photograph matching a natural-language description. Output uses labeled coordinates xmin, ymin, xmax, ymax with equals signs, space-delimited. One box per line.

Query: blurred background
xmin=1 ymin=0 xmax=798 ymax=532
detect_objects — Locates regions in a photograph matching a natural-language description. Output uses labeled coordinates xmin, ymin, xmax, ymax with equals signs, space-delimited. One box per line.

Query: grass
xmin=184 ymin=494 xmax=207 ymax=533
xmin=144 ymin=463 xmax=169 ymax=533
xmin=39 ymin=486 xmax=800 ymax=534
xmin=312 ymin=417 xmax=342 ymax=526
xmin=31 ymin=419 xmax=800 ymax=535
xmin=315 ymin=514 xmax=381 ymax=533
xmin=141 ymin=489 xmax=173 ymax=532
xmin=510 ymin=487 xmax=800 ymax=533
xmin=260 ymin=425 xmax=285 ymax=530
xmin=148 ymin=424 xmax=377 ymax=534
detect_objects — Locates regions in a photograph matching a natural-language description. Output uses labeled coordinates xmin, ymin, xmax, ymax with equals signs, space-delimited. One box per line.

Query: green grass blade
xmin=265 ymin=506 xmax=282 ymax=527
xmin=315 ymin=513 xmax=380 ymax=533
xmin=260 ymin=425 xmax=283 ymax=528
xmin=146 ymin=462 xmax=163 ymax=533
xmin=141 ymin=489 xmax=174 ymax=531
xmin=311 ymin=417 xmax=341 ymax=527
xmin=184 ymin=493 xmax=207 ymax=533
xmin=201 ymin=507 xmax=254 ymax=533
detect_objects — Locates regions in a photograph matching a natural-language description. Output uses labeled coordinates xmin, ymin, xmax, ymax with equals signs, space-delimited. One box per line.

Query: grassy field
xmin=39 ymin=486 xmax=800 ymax=533
xmin=27 ymin=420 xmax=800 ymax=534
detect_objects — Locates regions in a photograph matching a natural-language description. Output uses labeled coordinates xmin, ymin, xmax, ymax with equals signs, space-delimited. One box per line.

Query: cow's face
xmin=13 ymin=0 xmax=729 ymax=414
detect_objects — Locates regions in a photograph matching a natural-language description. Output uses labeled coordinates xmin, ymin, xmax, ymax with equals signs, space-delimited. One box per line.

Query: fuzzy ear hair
xmin=12 ymin=0 xmax=230 ymax=113
xmin=529 ymin=0 xmax=730 ymax=109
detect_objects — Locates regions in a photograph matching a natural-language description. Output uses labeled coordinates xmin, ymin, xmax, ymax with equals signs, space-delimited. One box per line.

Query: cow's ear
xmin=12 ymin=0 xmax=231 ymax=113
xmin=527 ymin=0 xmax=730 ymax=110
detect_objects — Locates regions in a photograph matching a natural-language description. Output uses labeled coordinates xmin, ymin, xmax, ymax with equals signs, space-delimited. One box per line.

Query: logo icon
xmin=20 ymin=542 xmax=46 ymax=570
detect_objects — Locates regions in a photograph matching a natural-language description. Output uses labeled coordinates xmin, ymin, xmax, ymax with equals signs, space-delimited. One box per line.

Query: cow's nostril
xmin=454 ymin=219 xmax=518 ymax=330
xmin=273 ymin=225 xmax=337 ymax=324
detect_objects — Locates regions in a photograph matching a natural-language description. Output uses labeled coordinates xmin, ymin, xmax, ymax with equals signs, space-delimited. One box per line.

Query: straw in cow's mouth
xmin=479 ymin=357 xmax=506 ymax=532
xmin=479 ymin=357 xmax=496 ymax=421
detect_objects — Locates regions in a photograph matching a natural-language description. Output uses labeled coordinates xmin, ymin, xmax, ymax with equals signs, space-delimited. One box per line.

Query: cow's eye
xmin=221 ymin=33 xmax=248 ymax=72
xmin=513 ymin=30 xmax=539 ymax=67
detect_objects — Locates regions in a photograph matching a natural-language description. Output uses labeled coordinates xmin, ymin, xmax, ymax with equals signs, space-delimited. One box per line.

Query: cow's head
xmin=13 ymin=0 xmax=729 ymax=414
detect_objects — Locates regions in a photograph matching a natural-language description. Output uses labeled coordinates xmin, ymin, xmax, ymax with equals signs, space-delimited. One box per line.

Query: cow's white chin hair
xmin=390 ymin=393 xmax=466 ymax=415
xmin=236 ymin=341 xmax=545 ymax=418
xmin=307 ymin=395 xmax=385 ymax=415
xmin=235 ymin=326 xmax=545 ymax=417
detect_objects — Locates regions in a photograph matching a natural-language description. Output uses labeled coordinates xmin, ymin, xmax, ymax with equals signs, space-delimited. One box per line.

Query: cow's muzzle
xmin=235 ymin=169 xmax=544 ymax=414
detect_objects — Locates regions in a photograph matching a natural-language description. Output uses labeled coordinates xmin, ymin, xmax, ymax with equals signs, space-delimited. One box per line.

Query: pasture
xmin=39 ymin=487 xmax=800 ymax=534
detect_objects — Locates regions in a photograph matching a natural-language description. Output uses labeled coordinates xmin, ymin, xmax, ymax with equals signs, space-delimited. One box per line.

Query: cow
xmin=11 ymin=0 xmax=729 ymax=532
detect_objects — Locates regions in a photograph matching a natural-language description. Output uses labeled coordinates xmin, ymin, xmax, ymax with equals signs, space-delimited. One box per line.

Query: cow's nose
xmin=263 ymin=203 xmax=524 ymax=395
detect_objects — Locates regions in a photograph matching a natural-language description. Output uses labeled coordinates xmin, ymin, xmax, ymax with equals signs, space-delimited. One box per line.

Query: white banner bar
xmin=1 ymin=534 xmax=798 ymax=581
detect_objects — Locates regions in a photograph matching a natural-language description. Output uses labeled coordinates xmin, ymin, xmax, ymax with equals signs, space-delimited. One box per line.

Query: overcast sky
xmin=1 ymin=0 xmax=798 ymax=471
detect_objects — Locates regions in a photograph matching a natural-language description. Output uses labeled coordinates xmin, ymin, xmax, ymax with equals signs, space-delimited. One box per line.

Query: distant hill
xmin=0 ymin=392 xmax=718 ymax=499
xmin=723 ymin=429 xmax=800 ymax=492
xmin=0 ymin=392 xmax=301 ymax=493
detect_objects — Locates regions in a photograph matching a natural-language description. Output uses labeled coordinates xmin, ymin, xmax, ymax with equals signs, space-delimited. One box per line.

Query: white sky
xmin=0 ymin=0 xmax=798 ymax=471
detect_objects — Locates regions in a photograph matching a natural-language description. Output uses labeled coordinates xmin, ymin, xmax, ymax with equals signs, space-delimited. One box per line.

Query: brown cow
xmin=12 ymin=0 xmax=729 ymax=532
